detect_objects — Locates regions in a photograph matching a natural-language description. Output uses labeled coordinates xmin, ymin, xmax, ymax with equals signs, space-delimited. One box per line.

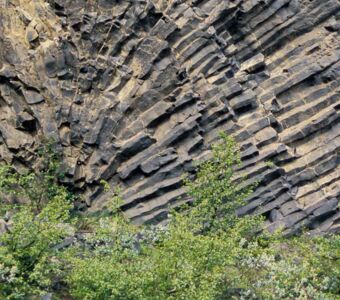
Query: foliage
xmin=0 ymin=141 xmax=74 ymax=299
xmin=0 ymin=139 xmax=68 ymax=212
xmin=66 ymin=133 xmax=339 ymax=300
xmin=0 ymin=135 xmax=339 ymax=300
xmin=231 ymin=233 xmax=340 ymax=299
xmin=63 ymin=133 xmax=257 ymax=299
xmin=183 ymin=133 xmax=259 ymax=233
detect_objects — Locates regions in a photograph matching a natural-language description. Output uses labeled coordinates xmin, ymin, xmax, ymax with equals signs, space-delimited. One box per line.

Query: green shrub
xmin=0 ymin=141 xmax=74 ymax=299
xmin=1 ymin=135 xmax=339 ymax=299
xmin=66 ymin=133 xmax=339 ymax=300
xmin=65 ymin=134 xmax=261 ymax=299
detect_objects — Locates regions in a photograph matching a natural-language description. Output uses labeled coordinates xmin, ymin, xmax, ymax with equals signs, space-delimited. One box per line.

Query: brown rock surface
xmin=0 ymin=0 xmax=339 ymax=234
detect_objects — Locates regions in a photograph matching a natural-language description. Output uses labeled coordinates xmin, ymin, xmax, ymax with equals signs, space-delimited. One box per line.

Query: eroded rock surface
xmin=0 ymin=0 xmax=339 ymax=234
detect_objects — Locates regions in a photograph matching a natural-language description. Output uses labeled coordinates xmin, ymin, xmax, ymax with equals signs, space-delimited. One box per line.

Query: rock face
xmin=0 ymin=0 xmax=339 ymax=234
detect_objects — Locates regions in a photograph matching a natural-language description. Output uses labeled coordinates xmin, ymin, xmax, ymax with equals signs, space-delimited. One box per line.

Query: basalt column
xmin=0 ymin=0 xmax=339 ymax=234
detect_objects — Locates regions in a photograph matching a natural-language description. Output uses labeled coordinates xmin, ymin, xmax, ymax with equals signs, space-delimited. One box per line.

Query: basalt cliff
xmin=0 ymin=0 xmax=339 ymax=234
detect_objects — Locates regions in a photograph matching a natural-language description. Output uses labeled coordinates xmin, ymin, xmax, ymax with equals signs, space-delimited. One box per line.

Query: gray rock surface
xmin=0 ymin=0 xmax=339 ymax=234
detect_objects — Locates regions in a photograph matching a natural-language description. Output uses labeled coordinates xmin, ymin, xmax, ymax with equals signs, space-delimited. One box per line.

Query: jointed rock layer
xmin=0 ymin=0 xmax=339 ymax=234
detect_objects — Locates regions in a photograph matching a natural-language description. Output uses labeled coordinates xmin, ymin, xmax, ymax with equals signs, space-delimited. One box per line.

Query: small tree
xmin=66 ymin=133 xmax=263 ymax=299
xmin=1 ymin=135 xmax=338 ymax=299
xmin=183 ymin=132 xmax=260 ymax=233
xmin=0 ymin=141 xmax=74 ymax=299
xmin=66 ymin=134 xmax=339 ymax=300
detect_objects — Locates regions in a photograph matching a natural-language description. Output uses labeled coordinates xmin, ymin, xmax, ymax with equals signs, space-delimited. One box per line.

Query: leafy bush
xmin=0 ymin=141 xmax=74 ymax=299
xmin=0 ymin=135 xmax=339 ymax=299
xmin=66 ymin=134 xmax=339 ymax=300
xmin=65 ymin=135 xmax=261 ymax=299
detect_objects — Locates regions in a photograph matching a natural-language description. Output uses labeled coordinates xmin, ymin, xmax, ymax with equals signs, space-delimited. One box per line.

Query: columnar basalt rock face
xmin=0 ymin=0 xmax=339 ymax=234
